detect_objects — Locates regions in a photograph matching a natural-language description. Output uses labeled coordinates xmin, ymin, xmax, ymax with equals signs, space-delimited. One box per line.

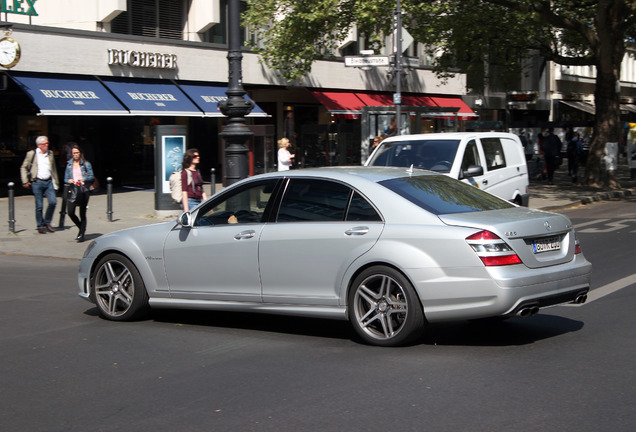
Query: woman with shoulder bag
xmin=64 ymin=145 xmax=94 ymax=242
xmin=181 ymin=148 xmax=207 ymax=212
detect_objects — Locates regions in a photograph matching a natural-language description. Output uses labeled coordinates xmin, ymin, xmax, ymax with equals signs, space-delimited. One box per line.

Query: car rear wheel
xmin=92 ymin=253 xmax=149 ymax=321
xmin=348 ymin=266 xmax=424 ymax=346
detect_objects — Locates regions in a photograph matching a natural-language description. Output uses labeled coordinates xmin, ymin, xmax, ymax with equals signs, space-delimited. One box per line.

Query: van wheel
xmin=348 ymin=266 xmax=424 ymax=346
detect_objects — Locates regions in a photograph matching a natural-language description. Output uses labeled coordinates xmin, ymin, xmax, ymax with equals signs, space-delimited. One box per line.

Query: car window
xmin=368 ymin=139 xmax=460 ymax=172
xmin=461 ymin=140 xmax=482 ymax=171
xmin=346 ymin=191 xmax=382 ymax=221
xmin=194 ymin=179 xmax=278 ymax=226
xmin=380 ymin=175 xmax=514 ymax=215
xmin=277 ymin=179 xmax=352 ymax=222
xmin=481 ymin=138 xmax=507 ymax=171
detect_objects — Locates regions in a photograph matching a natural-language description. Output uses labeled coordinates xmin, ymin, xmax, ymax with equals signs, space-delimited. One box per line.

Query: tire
xmin=348 ymin=266 xmax=424 ymax=346
xmin=92 ymin=253 xmax=149 ymax=321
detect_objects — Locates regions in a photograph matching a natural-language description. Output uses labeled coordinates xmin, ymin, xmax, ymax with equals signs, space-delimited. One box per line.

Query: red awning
xmin=354 ymin=91 xmax=394 ymax=106
xmin=309 ymin=90 xmax=365 ymax=115
xmin=429 ymin=96 xmax=476 ymax=116
xmin=310 ymin=89 xmax=476 ymax=117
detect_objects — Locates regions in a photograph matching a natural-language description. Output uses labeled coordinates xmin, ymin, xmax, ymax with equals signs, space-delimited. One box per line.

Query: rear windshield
xmin=368 ymin=139 xmax=460 ymax=172
xmin=380 ymin=175 xmax=514 ymax=215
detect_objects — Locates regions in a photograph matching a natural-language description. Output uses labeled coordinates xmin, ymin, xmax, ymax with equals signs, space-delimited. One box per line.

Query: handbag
xmin=89 ymin=176 xmax=99 ymax=192
xmin=67 ymin=183 xmax=88 ymax=204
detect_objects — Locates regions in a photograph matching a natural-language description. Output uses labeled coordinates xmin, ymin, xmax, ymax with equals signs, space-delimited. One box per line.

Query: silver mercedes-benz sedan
xmin=78 ymin=167 xmax=591 ymax=346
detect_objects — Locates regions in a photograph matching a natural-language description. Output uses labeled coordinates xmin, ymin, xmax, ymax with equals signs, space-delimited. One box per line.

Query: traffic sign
xmin=344 ymin=56 xmax=390 ymax=67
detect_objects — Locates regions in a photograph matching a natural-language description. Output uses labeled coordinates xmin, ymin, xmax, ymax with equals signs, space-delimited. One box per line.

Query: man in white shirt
xmin=20 ymin=136 xmax=59 ymax=234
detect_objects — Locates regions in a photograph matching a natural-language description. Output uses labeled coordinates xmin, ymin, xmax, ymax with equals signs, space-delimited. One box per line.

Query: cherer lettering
xmin=127 ymin=92 xmax=178 ymax=102
xmin=201 ymin=95 xmax=227 ymax=103
xmin=40 ymin=90 xmax=99 ymax=99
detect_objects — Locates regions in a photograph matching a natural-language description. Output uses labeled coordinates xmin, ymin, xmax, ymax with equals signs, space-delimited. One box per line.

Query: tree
xmin=244 ymin=0 xmax=636 ymax=188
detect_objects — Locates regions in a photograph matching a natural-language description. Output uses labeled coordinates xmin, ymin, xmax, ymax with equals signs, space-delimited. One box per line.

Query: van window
xmin=368 ymin=139 xmax=460 ymax=172
xmin=461 ymin=140 xmax=482 ymax=171
xmin=481 ymin=138 xmax=507 ymax=171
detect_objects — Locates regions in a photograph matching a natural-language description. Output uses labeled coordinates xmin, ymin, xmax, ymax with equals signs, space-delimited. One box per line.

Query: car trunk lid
xmin=439 ymin=208 xmax=575 ymax=268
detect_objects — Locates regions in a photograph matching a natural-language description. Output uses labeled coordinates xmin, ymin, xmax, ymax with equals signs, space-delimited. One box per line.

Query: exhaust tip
xmin=516 ymin=305 xmax=540 ymax=317
xmin=573 ymin=294 xmax=587 ymax=304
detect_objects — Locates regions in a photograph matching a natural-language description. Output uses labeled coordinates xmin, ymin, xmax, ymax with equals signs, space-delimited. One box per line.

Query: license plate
xmin=532 ymin=236 xmax=561 ymax=253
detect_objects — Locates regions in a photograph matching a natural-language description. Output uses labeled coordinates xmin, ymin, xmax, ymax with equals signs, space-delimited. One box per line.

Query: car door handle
xmin=234 ymin=230 xmax=256 ymax=240
xmin=482 ymin=180 xmax=488 ymax=185
xmin=345 ymin=226 xmax=369 ymax=236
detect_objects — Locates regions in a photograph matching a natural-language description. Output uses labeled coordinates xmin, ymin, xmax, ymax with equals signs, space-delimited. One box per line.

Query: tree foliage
xmin=244 ymin=0 xmax=636 ymax=187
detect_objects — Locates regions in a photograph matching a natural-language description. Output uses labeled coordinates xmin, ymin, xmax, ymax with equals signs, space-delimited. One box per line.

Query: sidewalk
xmin=2 ymin=166 xmax=635 ymax=261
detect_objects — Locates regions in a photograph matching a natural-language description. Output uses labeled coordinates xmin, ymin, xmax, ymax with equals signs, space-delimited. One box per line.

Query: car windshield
xmin=368 ymin=139 xmax=460 ymax=172
xmin=380 ymin=175 xmax=514 ymax=215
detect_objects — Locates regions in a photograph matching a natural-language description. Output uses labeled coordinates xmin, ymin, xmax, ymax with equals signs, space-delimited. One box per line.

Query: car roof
xmin=380 ymin=132 xmax=519 ymax=143
xmin=246 ymin=166 xmax=437 ymax=184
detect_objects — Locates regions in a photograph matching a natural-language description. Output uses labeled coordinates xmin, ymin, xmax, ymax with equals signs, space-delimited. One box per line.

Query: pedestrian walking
xmin=277 ymin=137 xmax=295 ymax=171
xmin=541 ymin=128 xmax=562 ymax=185
xmin=20 ymin=136 xmax=59 ymax=234
xmin=64 ymin=144 xmax=94 ymax=242
xmin=567 ymin=131 xmax=583 ymax=182
xmin=181 ymin=148 xmax=207 ymax=212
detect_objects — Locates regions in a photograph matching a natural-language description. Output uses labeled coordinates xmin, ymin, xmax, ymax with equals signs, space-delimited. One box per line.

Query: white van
xmin=365 ymin=132 xmax=530 ymax=206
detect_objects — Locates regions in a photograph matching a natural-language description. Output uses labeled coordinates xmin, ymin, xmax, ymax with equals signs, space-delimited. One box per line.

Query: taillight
xmin=575 ymin=240 xmax=582 ymax=255
xmin=466 ymin=230 xmax=522 ymax=266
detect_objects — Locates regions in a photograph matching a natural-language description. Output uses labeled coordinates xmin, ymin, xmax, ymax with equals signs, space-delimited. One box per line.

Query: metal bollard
xmin=7 ymin=182 xmax=15 ymax=233
xmin=58 ymin=183 xmax=68 ymax=228
xmin=210 ymin=168 xmax=216 ymax=196
xmin=106 ymin=177 xmax=113 ymax=222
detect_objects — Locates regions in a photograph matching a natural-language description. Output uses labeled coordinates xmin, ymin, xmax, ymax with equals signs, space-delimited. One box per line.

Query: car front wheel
xmin=92 ymin=253 xmax=149 ymax=321
xmin=348 ymin=266 xmax=424 ymax=346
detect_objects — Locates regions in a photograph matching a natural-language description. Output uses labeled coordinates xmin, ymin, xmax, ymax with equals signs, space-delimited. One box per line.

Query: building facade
xmin=0 ymin=0 xmax=471 ymax=195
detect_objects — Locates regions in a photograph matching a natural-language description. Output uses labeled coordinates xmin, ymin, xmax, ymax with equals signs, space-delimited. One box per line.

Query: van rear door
xmin=477 ymin=136 xmax=526 ymax=202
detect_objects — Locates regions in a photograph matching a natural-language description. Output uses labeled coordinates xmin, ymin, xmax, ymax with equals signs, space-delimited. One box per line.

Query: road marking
xmin=563 ymin=273 xmax=636 ymax=306
xmin=573 ymin=219 xmax=610 ymax=229
xmin=577 ymin=218 xmax=636 ymax=233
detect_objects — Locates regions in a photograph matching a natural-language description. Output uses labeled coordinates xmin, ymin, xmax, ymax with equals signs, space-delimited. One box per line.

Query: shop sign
xmin=1 ymin=0 xmax=37 ymax=15
xmin=108 ymin=49 xmax=177 ymax=70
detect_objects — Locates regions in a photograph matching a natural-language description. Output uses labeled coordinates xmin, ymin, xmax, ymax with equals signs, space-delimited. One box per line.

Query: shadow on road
xmin=90 ymin=307 xmax=587 ymax=347
xmin=418 ymin=314 xmax=584 ymax=347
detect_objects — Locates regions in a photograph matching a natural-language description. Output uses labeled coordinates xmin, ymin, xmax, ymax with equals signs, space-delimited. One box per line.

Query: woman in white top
xmin=277 ymin=137 xmax=295 ymax=171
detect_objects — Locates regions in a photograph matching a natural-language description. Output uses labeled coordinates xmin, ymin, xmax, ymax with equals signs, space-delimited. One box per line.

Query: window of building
xmin=111 ymin=0 xmax=184 ymax=40
xmin=201 ymin=0 xmax=247 ymax=45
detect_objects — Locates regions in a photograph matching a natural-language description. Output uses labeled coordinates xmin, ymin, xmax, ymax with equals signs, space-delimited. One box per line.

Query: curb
xmin=580 ymin=188 xmax=634 ymax=205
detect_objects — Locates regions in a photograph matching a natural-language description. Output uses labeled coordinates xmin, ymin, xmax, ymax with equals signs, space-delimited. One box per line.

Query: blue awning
xmin=10 ymin=73 xmax=129 ymax=115
xmin=179 ymin=84 xmax=268 ymax=117
xmin=101 ymin=79 xmax=203 ymax=116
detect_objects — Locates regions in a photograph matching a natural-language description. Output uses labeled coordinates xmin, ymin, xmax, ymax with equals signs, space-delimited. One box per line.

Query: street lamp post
xmin=219 ymin=0 xmax=254 ymax=185
xmin=394 ymin=0 xmax=403 ymax=136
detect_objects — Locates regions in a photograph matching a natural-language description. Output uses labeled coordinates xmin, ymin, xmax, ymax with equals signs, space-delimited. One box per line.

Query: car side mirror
xmin=177 ymin=211 xmax=193 ymax=228
xmin=459 ymin=164 xmax=484 ymax=180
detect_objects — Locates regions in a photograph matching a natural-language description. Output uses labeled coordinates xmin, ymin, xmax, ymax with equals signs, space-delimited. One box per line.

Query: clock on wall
xmin=0 ymin=36 xmax=20 ymax=68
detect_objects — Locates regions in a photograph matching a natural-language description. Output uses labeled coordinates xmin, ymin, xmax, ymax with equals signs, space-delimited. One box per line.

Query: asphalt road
xmin=1 ymin=199 xmax=635 ymax=432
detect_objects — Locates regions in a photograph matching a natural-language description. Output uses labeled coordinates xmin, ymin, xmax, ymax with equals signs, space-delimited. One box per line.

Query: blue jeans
xmin=31 ymin=179 xmax=57 ymax=228
xmin=187 ymin=197 xmax=201 ymax=211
